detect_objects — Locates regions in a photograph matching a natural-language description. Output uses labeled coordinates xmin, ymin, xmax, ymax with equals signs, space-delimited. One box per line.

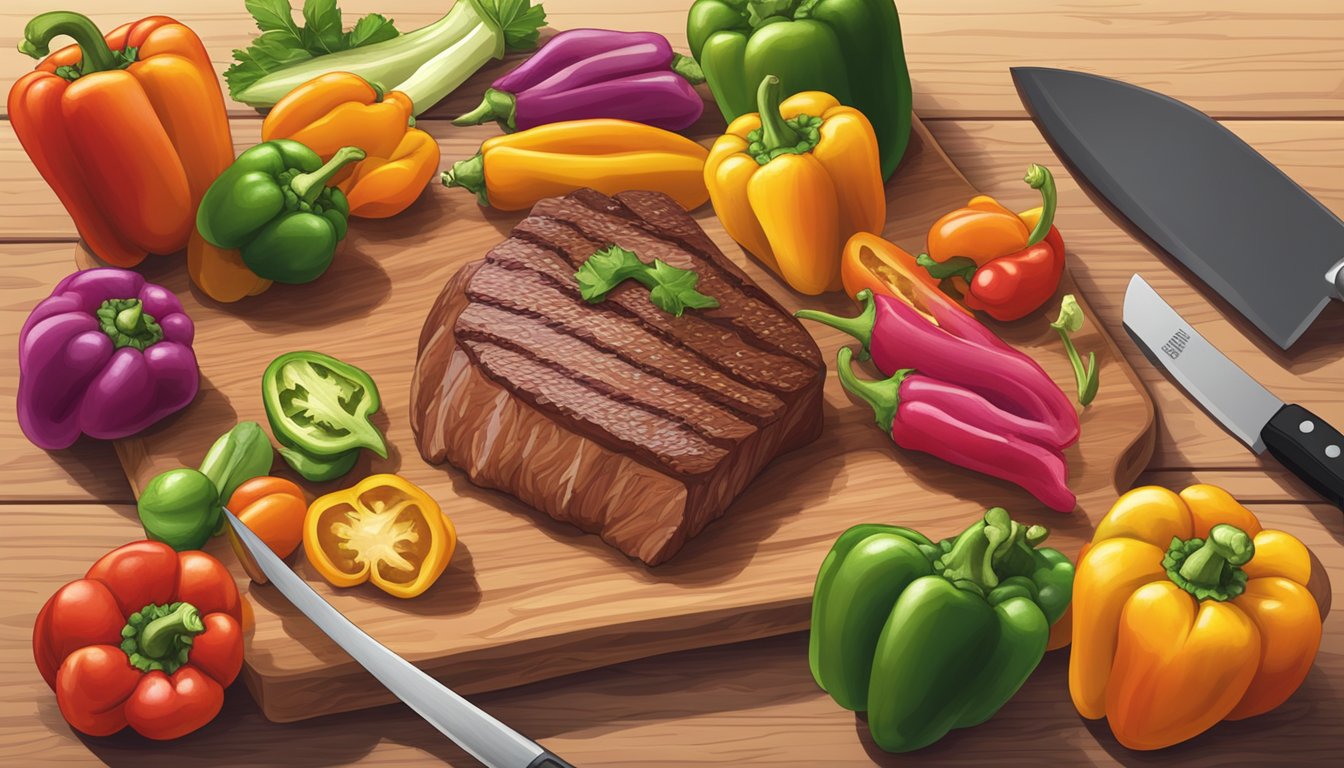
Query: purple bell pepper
xmin=836 ymin=348 xmax=1076 ymax=513
xmin=797 ymin=289 xmax=1080 ymax=449
xmin=18 ymin=268 xmax=198 ymax=450
xmin=454 ymin=28 xmax=706 ymax=132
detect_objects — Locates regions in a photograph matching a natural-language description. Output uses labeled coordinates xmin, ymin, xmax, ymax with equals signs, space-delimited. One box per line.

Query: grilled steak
xmin=411 ymin=189 xmax=825 ymax=565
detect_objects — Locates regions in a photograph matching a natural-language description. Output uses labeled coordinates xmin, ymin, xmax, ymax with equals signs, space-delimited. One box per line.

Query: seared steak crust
xmin=411 ymin=190 xmax=825 ymax=565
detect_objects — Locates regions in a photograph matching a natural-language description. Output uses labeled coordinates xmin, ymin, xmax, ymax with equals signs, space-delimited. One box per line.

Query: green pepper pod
xmin=809 ymin=508 xmax=1074 ymax=752
xmin=198 ymin=421 xmax=275 ymax=504
xmin=196 ymin=140 xmax=364 ymax=284
xmin=687 ymin=0 xmax=912 ymax=179
xmin=137 ymin=468 xmax=220 ymax=551
xmin=262 ymin=351 xmax=386 ymax=482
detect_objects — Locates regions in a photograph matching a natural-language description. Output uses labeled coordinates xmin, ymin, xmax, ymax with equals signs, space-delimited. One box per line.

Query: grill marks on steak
xmin=411 ymin=190 xmax=826 ymax=564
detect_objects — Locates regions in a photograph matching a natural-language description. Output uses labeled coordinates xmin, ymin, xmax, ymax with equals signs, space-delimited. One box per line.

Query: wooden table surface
xmin=2 ymin=1 xmax=1341 ymax=765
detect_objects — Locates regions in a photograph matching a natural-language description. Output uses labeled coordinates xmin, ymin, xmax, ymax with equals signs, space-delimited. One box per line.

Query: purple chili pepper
xmin=18 ymin=268 xmax=199 ymax=450
xmin=456 ymin=28 xmax=705 ymax=132
xmin=837 ymin=348 xmax=1076 ymax=513
xmin=797 ymin=289 xmax=1079 ymax=449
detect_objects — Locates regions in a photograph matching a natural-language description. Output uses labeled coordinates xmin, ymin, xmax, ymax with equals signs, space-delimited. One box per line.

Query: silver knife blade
xmin=1122 ymin=274 xmax=1283 ymax=452
xmin=1013 ymin=67 xmax=1344 ymax=349
xmin=223 ymin=507 xmax=544 ymax=768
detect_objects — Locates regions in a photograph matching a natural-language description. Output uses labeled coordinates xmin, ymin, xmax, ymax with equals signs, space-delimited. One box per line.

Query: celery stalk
xmin=234 ymin=0 xmax=546 ymax=114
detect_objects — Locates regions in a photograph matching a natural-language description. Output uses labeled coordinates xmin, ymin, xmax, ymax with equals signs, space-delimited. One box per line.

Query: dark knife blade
xmin=1123 ymin=274 xmax=1344 ymax=509
xmin=1013 ymin=67 xmax=1344 ymax=349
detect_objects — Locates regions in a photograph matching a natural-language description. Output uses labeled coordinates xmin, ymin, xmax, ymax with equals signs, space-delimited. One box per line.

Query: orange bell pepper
xmin=262 ymin=72 xmax=440 ymax=219
xmin=9 ymin=12 xmax=233 ymax=267
xmin=304 ymin=474 xmax=456 ymax=599
xmin=226 ymin=476 xmax=307 ymax=560
xmin=1069 ymin=485 xmax=1323 ymax=750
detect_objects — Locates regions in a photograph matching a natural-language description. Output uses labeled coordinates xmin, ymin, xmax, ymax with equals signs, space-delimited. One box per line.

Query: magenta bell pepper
xmin=836 ymin=347 xmax=1076 ymax=513
xmin=18 ymin=268 xmax=198 ymax=450
xmin=797 ymin=289 xmax=1079 ymax=449
xmin=453 ymin=28 xmax=705 ymax=132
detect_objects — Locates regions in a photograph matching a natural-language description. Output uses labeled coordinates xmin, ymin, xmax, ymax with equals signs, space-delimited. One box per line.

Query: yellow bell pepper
xmin=1070 ymin=484 xmax=1322 ymax=750
xmin=186 ymin=230 xmax=271 ymax=303
xmin=442 ymin=119 xmax=709 ymax=212
xmin=262 ymin=72 xmax=439 ymax=219
xmin=705 ymin=76 xmax=885 ymax=295
xmin=303 ymin=474 xmax=456 ymax=599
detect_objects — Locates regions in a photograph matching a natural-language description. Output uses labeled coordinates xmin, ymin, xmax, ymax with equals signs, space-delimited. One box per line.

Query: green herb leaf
xmin=302 ymin=0 xmax=344 ymax=54
xmin=575 ymin=247 xmax=718 ymax=317
xmin=246 ymin=0 xmax=301 ymax=34
xmin=648 ymin=260 xmax=720 ymax=316
xmin=483 ymin=0 xmax=548 ymax=52
xmin=346 ymin=13 xmax=399 ymax=48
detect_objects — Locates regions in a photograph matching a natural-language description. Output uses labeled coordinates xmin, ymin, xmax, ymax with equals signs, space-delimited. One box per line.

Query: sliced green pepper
xmin=196 ymin=140 xmax=364 ymax=284
xmin=809 ymin=508 xmax=1074 ymax=752
xmin=262 ymin=351 xmax=386 ymax=482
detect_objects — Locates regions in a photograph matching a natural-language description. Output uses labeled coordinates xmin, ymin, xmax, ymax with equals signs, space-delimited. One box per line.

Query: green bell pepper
xmin=262 ymin=351 xmax=386 ymax=482
xmin=196 ymin=140 xmax=365 ymax=284
xmin=809 ymin=507 xmax=1074 ymax=752
xmin=687 ymin=0 xmax=913 ymax=179
xmin=137 ymin=468 xmax=220 ymax=551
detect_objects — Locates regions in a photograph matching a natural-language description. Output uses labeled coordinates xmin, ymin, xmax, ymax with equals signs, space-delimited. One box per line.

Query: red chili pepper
xmin=797 ymin=289 xmax=1079 ymax=449
xmin=32 ymin=541 xmax=243 ymax=740
xmin=835 ymin=347 xmax=1075 ymax=512
xmin=915 ymin=165 xmax=1066 ymax=321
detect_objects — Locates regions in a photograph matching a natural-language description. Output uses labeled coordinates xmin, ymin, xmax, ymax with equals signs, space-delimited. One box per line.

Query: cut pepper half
xmin=262 ymin=351 xmax=387 ymax=460
xmin=304 ymin=474 xmax=455 ymax=599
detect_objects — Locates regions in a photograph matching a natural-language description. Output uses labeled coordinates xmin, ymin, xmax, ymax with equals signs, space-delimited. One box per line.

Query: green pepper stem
xmin=114 ymin=300 xmax=145 ymax=335
xmin=755 ymin=75 xmax=804 ymax=153
xmin=670 ymin=53 xmax=705 ymax=85
xmin=935 ymin=508 xmax=1048 ymax=595
xmin=453 ymin=88 xmax=517 ymax=130
xmin=291 ymin=146 xmax=366 ymax=205
xmin=916 ymin=253 xmax=979 ymax=283
xmin=795 ymin=289 xmax=876 ymax=357
xmin=18 ymin=11 xmax=119 ymax=72
xmin=139 ymin=603 xmax=204 ymax=659
xmin=1024 ymin=164 xmax=1057 ymax=247
xmin=835 ymin=346 xmax=908 ymax=434
xmin=1053 ymin=323 xmax=1098 ymax=406
xmin=442 ymin=153 xmax=490 ymax=206
xmin=1178 ymin=524 xmax=1254 ymax=588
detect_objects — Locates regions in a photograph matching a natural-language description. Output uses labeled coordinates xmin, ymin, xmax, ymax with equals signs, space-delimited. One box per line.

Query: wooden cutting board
xmin=79 ymin=106 xmax=1155 ymax=723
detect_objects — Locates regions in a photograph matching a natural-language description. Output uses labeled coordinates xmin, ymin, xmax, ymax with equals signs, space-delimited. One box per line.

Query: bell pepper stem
xmin=1178 ymin=524 xmax=1254 ymax=588
xmin=114 ymin=300 xmax=145 ymax=335
xmin=291 ymin=146 xmax=366 ymax=205
xmin=121 ymin=601 xmax=205 ymax=674
xmin=139 ymin=603 xmax=204 ymax=659
xmin=18 ymin=11 xmax=120 ymax=72
xmin=916 ymin=253 xmax=979 ymax=283
xmin=835 ymin=346 xmax=909 ymax=434
xmin=795 ymin=289 xmax=876 ymax=360
xmin=670 ymin=53 xmax=706 ymax=85
xmin=756 ymin=75 xmax=805 ymax=153
xmin=442 ymin=153 xmax=490 ymax=206
xmin=1023 ymin=164 xmax=1057 ymax=247
xmin=97 ymin=298 xmax=163 ymax=350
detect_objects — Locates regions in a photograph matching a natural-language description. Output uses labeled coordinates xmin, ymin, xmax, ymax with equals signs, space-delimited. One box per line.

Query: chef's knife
xmin=223 ymin=507 xmax=574 ymax=768
xmin=1123 ymin=274 xmax=1344 ymax=508
xmin=1013 ymin=67 xmax=1344 ymax=349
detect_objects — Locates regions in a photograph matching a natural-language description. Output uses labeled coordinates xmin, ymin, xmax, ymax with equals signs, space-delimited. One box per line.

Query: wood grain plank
xmin=2 ymin=502 xmax=1338 ymax=766
xmin=2 ymin=0 xmax=1340 ymax=120
xmin=0 ymin=243 xmax=133 ymax=502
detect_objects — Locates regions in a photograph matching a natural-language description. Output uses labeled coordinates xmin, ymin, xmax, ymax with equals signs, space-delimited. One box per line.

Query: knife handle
xmin=1263 ymin=404 xmax=1344 ymax=509
xmin=527 ymin=752 xmax=576 ymax=768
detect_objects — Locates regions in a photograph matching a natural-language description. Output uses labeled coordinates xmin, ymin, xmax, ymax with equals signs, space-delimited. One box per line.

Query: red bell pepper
xmin=915 ymin=165 xmax=1066 ymax=321
xmin=32 ymin=541 xmax=243 ymax=740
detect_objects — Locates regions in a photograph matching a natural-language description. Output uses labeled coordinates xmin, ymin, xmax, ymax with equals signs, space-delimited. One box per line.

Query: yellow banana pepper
xmin=262 ymin=72 xmax=439 ymax=219
xmin=705 ymin=75 xmax=885 ymax=295
xmin=441 ymin=119 xmax=710 ymax=212
xmin=304 ymin=474 xmax=456 ymax=600
xmin=1070 ymin=484 xmax=1323 ymax=750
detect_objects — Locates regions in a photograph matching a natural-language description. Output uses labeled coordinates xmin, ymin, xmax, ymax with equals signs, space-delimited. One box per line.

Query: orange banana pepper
xmin=839 ymin=232 xmax=968 ymax=324
xmin=1070 ymin=485 xmax=1323 ymax=750
xmin=262 ymin=73 xmax=439 ymax=219
xmin=9 ymin=12 xmax=233 ymax=267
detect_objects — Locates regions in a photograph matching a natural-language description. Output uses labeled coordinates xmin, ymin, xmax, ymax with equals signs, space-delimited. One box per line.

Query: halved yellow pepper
xmin=705 ymin=76 xmax=885 ymax=295
xmin=303 ymin=474 xmax=456 ymax=599
xmin=1070 ymin=484 xmax=1322 ymax=750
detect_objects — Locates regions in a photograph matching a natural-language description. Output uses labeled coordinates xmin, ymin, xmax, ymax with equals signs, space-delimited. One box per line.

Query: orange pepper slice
xmin=839 ymin=232 xmax=969 ymax=323
xmin=303 ymin=474 xmax=456 ymax=599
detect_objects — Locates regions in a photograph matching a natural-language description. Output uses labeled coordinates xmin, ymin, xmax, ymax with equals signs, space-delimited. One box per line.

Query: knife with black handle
xmin=1123 ymin=274 xmax=1344 ymax=509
